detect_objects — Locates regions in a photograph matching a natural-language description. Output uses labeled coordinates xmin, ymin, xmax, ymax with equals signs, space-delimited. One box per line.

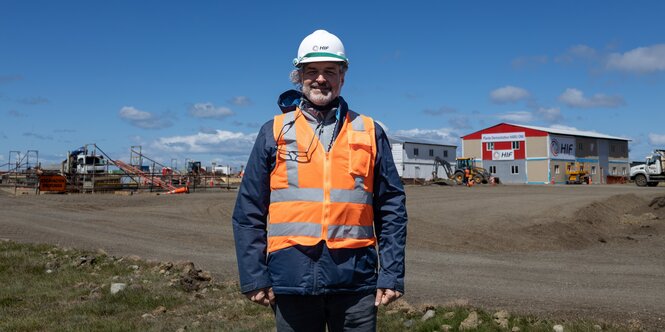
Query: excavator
xmin=431 ymin=157 xmax=458 ymax=185
xmin=432 ymin=157 xmax=494 ymax=185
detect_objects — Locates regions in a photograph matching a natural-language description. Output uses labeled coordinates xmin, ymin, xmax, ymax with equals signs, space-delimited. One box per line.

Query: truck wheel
xmin=454 ymin=173 xmax=464 ymax=185
xmin=473 ymin=174 xmax=484 ymax=184
xmin=647 ymin=182 xmax=659 ymax=187
xmin=635 ymin=174 xmax=648 ymax=187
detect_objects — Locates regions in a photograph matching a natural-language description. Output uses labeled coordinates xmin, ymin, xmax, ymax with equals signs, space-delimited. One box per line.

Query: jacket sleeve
xmin=372 ymin=123 xmax=408 ymax=293
xmin=232 ymin=120 xmax=276 ymax=294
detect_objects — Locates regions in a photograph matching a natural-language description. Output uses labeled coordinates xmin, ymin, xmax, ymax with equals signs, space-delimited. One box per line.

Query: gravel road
xmin=1 ymin=184 xmax=663 ymax=329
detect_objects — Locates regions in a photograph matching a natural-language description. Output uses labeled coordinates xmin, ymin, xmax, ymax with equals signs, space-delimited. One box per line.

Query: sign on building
xmin=481 ymin=132 xmax=526 ymax=142
xmin=550 ymin=135 xmax=576 ymax=160
xmin=492 ymin=149 xmax=515 ymax=160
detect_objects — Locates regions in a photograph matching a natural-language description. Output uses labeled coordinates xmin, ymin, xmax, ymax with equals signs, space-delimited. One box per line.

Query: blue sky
xmin=2 ymin=1 xmax=664 ymax=170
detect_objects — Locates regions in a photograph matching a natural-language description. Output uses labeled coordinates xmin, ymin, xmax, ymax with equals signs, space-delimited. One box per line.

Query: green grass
xmin=0 ymin=240 xmax=632 ymax=331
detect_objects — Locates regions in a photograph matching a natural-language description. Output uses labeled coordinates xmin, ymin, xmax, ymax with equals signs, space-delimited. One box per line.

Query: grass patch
xmin=0 ymin=240 xmax=633 ymax=331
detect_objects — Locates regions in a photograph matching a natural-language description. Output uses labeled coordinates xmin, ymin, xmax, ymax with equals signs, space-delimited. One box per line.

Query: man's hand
xmin=245 ymin=287 xmax=275 ymax=306
xmin=375 ymin=288 xmax=402 ymax=306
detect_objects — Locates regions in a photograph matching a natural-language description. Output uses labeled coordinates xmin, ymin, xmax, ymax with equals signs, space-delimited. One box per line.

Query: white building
xmin=389 ymin=135 xmax=457 ymax=180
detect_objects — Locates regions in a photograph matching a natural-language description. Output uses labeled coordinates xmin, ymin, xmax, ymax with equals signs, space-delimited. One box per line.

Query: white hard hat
xmin=293 ymin=29 xmax=348 ymax=67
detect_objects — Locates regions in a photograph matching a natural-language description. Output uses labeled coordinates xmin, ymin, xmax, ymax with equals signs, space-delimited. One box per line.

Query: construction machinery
xmin=631 ymin=149 xmax=665 ymax=187
xmin=431 ymin=157 xmax=457 ymax=185
xmin=456 ymin=157 xmax=492 ymax=184
xmin=565 ymin=161 xmax=590 ymax=184
xmin=61 ymin=147 xmax=107 ymax=175
xmin=432 ymin=157 xmax=493 ymax=185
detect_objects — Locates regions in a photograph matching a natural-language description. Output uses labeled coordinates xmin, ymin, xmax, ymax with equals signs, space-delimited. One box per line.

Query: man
xmin=232 ymin=29 xmax=407 ymax=332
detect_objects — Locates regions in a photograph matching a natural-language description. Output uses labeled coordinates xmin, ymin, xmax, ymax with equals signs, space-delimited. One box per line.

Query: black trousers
xmin=273 ymin=292 xmax=377 ymax=332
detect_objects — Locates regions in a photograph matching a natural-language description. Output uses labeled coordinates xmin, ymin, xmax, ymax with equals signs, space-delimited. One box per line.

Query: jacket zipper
xmin=323 ymin=151 xmax=331 ymax=241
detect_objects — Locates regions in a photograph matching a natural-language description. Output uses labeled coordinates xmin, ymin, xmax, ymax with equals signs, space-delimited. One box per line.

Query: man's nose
xmin=315 ymin=74 xmax=326 ymax=83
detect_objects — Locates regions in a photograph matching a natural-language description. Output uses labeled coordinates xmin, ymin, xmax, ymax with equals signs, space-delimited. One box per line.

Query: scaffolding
xmin=1 ymin=150 xmax=40 ymax=194
xmin=2 ymin=144 xmax=241 ymax=195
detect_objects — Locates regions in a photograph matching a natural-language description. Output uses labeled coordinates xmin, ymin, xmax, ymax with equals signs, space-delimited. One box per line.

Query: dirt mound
xmin=414 ymin=193 xmax=665 ymax=253
xmin=521 ymin=194 xmax=665 ymax=251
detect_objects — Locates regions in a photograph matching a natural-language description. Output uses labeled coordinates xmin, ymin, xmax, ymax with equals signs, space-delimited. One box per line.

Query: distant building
xmin=389 ymin=135 xmax=456 ymax=180
xmin=461 ymin=123 xmax=630 ymax=184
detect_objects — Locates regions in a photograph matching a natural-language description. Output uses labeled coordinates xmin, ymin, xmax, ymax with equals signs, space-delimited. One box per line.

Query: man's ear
xmin=340 ymin=72 xmax=345 ymax=87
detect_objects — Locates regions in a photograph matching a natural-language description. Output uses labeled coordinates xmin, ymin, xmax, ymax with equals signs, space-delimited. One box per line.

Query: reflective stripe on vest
xmin=282 ymin=111 xmax=299 ymax=188
xmin=269 ymin=108 xmax=376 ymax=252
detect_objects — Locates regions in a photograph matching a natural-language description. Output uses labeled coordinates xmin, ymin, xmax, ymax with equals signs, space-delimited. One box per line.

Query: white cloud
xmin=229 ymin=96 xmax=252 ymax=106
xmin=448 ymin=117 xmax=472 ymax=130
xmin=648 ymin=133 xmax=665 ymax=145
xmin=606 ymin=44 xmax=665 ymax=73
xmin=497 ymin=111 xmax=534 ymax=123
xmin=569 ymin=44 xmax=597 ymax=59
xmin=119 ymin=106 xmax=173 ymax=129
xmin=490 ymin=86 xmax=530 ymax=104
xmin=0 ymin=75 xmax=23 ymax=84
xmin=151 ymin=130 xmax=256 ymax=155
xmin=555 ymin=44 xmax=597 ymax=63
xmin=537 ymin=107 xmax=563 ymax=123
xmin=423 ymin=106 xmax=456 ymax=116
xmin=392 ymin=128 xmax=459 ymax=146
xmin=8 ymin=110 xmax=26 ymax=117
xmin=511 ymin=55 xmax=548 ymax=68
xmin=17 ymin=96 xmax=49 ymax=105
xmin=558 ymin=88 xmax=624 ymax=108
xmin=189 ymin=102 xmax=234 ymax=119
xmin=120 ymin=106 xmax=151 ymax=120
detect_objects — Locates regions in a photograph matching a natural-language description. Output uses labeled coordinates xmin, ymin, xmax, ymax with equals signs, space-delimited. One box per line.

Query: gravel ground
xmin=1 ymin=184 xmax=664 ymax=329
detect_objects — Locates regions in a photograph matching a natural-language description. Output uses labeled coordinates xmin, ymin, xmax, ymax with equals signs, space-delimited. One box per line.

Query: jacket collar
xmin=277 ymin=89 xmax=349 ymax=122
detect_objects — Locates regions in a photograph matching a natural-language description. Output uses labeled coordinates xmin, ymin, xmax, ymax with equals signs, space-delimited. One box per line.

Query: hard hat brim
xmin=294 ymin=52 xmax=348 ymax=67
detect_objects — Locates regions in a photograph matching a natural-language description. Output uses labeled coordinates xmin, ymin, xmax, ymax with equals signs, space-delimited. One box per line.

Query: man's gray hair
xmin=290 ymin=63 xmax=348 ymax=89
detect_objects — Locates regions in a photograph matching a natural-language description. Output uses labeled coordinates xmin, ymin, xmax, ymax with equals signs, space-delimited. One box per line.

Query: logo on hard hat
xmin=312 ymin=45 xmax=319 ymax=51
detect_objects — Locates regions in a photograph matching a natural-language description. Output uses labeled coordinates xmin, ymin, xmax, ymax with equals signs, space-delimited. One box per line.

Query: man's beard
xmin=303 ymin=83 xmax=336 ymax=106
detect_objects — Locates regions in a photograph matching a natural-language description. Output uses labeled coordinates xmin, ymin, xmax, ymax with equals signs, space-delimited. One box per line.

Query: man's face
xmin=301 ymin=62 xmax=345 ymax=106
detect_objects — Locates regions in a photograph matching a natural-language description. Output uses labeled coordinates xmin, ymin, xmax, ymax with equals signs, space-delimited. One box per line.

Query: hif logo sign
xmin=550 ymin=137 xmax=575 ymax=158
xmin=492 ymin=149 xmax=514 ymax=161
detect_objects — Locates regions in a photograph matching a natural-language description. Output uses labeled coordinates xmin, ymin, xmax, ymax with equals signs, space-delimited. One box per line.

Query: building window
xmin=554 ymin=165 xmax=560 ymax=174
xmin=429 ymin=149 xmax=434 ymax=157
xmin=512 ymin=141 xmax=520 ymax=150
xmin=590 ymin=143 xmax=595 ymax=151
xmin=578 ymin=143 xmax=584 ymax=151
xmin=511 ymin=165 xmax=519 ymax=174
xmin=622 ymin=167 xmax=627 ymax=175
xmin=612 ymin=166 xmax=617 ymax=175
xmin=591 ymin=166 xmax=596 ymax=175
xmin=414 ymin=148 xmax=419 ymax=156
xmin=486 ymin=142 xmax=494 ymax=151
xmin=489 ymin=166 xmax=497 ymax=174
xmin=444 ymin=150 xmax=448 ymax=158
xmin=610 ymin=145 xmax=616 ymax=153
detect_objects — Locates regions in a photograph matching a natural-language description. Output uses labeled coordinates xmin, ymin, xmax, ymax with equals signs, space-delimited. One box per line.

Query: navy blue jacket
xmin=232 ymin=90 xmax=407 ymax=295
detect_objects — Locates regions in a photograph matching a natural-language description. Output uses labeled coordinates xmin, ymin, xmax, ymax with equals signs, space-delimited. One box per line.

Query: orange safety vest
xmin=268 ymin=108 xmax=377 ymax=253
